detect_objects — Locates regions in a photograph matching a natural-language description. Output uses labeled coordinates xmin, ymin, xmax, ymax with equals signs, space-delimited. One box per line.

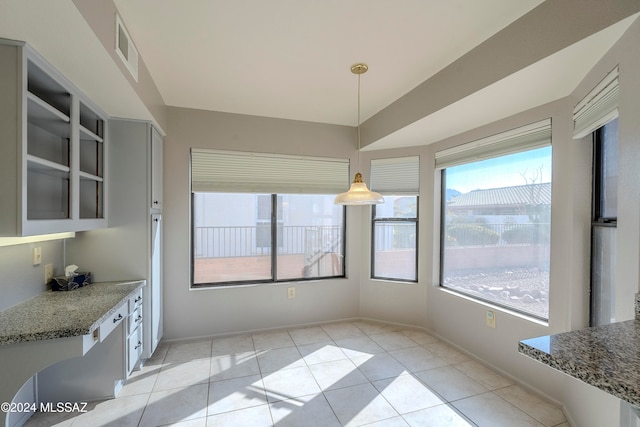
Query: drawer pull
xmin=113 ymin=314 xmax=123 ymax=323
xmin=135 ymin=315 xmax=142 ymax=323
xmin=135 ymin=341 xmax=142 ymax=350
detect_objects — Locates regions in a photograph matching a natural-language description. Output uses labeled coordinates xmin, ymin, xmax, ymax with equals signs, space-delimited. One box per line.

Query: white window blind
xmin=435 ymin=119 xmax=551 ymax=170
xmin=573 ymin=66 xmax=619 ymax=139
xmin=370 ymin=156 xmax=420 ymax=195
xmin=191 ymin=148 xmax=349 ymax=194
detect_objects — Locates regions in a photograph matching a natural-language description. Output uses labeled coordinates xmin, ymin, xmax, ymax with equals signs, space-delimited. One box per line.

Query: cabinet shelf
xmin=27 ymin=92 xmax=71 ymax=138
xmin=79 ymin=171 xmax=104 ymax=182
xmin=27 ymin=154 xmax=71 ymax=176
xmin=79 ymin=124 xmax=103 ymax=143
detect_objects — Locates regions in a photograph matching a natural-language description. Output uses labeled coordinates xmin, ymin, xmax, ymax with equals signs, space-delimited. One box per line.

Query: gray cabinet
xmin=66 ymin=119 xmax=163 ymax=361
xmin=0 ymin=39 xmax=108 ymax=236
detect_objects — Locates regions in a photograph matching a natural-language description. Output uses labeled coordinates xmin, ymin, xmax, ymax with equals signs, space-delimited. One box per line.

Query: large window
xmin=437 ymin=120 xmax=552 ymax=320
xmin=190 ymin=149 xmax=348 ymax=287
xmin=192 ymin=193 xmax=344 ymax=285
xmin=370 ymin=156 xmax=420 ymax=282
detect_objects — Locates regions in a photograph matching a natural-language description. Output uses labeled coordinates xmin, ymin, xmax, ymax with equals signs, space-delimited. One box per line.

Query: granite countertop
xmin=519 ymin=319 xmax=640 ymax=407
xmin=0 ymin=280 xmax=145 ymax=345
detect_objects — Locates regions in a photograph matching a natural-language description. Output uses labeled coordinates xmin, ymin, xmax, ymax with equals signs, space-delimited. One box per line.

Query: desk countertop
xmin=0 ymin=280 xmax=145 ymax=345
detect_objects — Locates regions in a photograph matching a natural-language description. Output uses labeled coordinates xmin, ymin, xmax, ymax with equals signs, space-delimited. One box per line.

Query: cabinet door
xmin=148 ymin=213 xmax=162 ymax=356
xmin=150 ymin=127 xmax=163 ymax=210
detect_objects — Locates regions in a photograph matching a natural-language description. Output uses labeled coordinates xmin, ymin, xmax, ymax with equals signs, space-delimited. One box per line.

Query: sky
xmin=445 ymin=147 xmax=552 ymax=194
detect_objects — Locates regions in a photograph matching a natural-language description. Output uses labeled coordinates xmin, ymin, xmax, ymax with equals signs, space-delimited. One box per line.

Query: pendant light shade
xmin=334 ymin=172 xmax=384 ymax=205
xmin=334 ymin=63 xmax=384 ymax=206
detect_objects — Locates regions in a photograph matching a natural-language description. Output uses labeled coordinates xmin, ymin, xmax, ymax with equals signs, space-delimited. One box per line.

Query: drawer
xmin=128 ymin=289 xmax=143 ymax=311
xmin=128 ymin=306 xmax=143 ymax=336
xmin=99 ymin=303 xmax=127 ymax=342
xmin=127 ymin=327 xmax=143 ymax=374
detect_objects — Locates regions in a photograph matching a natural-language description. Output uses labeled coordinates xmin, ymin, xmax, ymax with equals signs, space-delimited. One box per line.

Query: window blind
xmin=573 ymin=66 xmax=619 ymax=139
xmin=435 ymin=119 xmax=551 ymax=170
xmin=370 ymin=156 xmax=420 ymax=195
xmin=190 ymin=148 xmax=349 ymax=194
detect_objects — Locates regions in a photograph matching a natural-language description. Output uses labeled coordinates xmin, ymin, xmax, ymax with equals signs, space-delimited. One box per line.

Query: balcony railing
xmin=194 ymin=225 xmax=342 ymax=258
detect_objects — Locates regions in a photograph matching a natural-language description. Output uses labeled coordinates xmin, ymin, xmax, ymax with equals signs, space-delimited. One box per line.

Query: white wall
xmin=163 ymin=107 xmax=363 ymax=339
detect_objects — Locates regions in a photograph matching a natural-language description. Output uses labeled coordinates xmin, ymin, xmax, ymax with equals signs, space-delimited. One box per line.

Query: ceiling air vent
xmin=115 ymin=13 xmax=139 ymax=82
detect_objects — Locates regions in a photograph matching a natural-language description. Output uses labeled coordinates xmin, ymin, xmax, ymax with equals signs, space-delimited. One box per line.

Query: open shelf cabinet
xmin=0 ymin=39 xmax=109 ymax=236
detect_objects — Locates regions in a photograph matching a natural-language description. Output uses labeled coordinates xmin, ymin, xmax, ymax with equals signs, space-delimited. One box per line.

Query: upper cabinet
xmin=0 ymin=40 xmax=108 ymax=236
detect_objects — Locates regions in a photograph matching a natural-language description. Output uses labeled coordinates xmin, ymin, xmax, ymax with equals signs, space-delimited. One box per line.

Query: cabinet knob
xmin=135 ymin=315 xmax=142 ymax=323
xmin=113 ymin=313 xmax=123 ymax=323
xmin=134 ymin=296 xmax=142 ymax=303
xmin=153 ymin=200 xmax=159 ymax=205
xmin=135 ymin=342 xmax=142 ymax=350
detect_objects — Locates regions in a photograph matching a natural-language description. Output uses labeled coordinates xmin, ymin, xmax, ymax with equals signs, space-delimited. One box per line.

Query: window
xmin=437 ymin=120 xmax=552 ymax=320
xmin=571 ymin=66 xmax=619 ymax=326
xmin=372 ymin=196 xmax=418 ymax=281
xmin=190 ymin=149 xmax=348 ymax=287
xmin=590 ymin=118 xmax=618 ymax=326
xmin=370 ymin=156 xmax=420 ymax=281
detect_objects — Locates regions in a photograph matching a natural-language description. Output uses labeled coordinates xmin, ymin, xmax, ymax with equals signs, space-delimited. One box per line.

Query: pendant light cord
xmin=357 ymin=71 xmax=361 ymax=171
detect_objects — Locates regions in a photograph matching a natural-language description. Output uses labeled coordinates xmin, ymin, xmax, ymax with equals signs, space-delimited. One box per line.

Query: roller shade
xmin=573 ymin=66 xmax=619 ymax=139
xmin=370 ymin=156 xmax=419 ymax=195
xmin=435 ymin=119 xmax=551 ymax=170
xmin=191 ymin=148 xmax=349 ymax=194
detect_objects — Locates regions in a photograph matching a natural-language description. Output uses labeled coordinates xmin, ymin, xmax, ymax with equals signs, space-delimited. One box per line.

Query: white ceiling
xmin=113 ymin=0 xmax=544 ymax=126
xmin=0 ymin=1 xmax=637 ymax=151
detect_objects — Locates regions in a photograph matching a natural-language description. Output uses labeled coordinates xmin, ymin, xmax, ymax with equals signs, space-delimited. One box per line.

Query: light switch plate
xmin=32 ymin=247 xmax=42 ymax=265
xmin=288 ymin=287 xmax=296 ymax=299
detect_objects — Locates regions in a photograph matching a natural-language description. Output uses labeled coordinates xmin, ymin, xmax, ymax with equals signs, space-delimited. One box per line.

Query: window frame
xmin=438 ymin=145 xmax=552 ymax=321
xmin=589 ymin=118 xmax=618 ymax=326
xmin=190 ymin=192 xmax=347 ymax=288
xmin=371 ymin=196 xmax=419 ymax=282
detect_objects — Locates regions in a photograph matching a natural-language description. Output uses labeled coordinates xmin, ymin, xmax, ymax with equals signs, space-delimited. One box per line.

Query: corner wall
xmin=358 ymin=17 xmax=640 ymax=426
xmin=162 ymin=107 xmax=362 ymax=340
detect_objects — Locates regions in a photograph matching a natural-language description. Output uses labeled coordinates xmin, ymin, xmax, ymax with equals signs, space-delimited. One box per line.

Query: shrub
xmin=447 ymin=224 xmax=499 ymax=246
xmin=501 ymin=224 xmax=550 ymax=244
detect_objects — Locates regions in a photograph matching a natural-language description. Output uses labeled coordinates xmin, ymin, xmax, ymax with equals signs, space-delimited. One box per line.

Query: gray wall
xmin=163 ymin=107 xmax=364 ymax=339
xmin=361 ymin=18 xmax=640 ymax=427
xmin=0 ymin=240 xmax=65 ymax=312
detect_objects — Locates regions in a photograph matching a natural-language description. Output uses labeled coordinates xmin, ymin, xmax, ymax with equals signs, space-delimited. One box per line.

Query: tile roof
xmin=447 ymin=182 xmax=551 ymax=207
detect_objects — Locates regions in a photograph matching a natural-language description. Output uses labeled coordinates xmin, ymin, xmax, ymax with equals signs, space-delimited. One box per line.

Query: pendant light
xmin=334 ymin=63 xmax=384 ymax=205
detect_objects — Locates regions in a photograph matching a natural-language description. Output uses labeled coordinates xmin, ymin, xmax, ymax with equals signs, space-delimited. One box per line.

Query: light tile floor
xmin=24 ymin=321 xmax=568 ymax=427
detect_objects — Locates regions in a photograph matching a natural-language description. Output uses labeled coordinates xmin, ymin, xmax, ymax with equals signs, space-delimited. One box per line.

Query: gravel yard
xmin=442 ymin=267 xmax=549 ymax=319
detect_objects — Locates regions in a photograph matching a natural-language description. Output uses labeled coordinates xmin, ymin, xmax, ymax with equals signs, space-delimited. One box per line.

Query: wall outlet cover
xmin=486 ymin=310 xmax=496 ymax=328
xmin=44 ymin=264 xmax=54 ymax=284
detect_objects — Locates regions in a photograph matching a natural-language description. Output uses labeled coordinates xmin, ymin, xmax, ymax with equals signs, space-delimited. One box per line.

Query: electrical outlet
xmin=44 ymin=264 xmax=54 ymax=285
xmin=288 ymin=287 xmax=296 ymax=299
xmin=32 ymin=247 xmax=42 ymax=265
xmin=486 ymin=310 xmax=496 ymax=328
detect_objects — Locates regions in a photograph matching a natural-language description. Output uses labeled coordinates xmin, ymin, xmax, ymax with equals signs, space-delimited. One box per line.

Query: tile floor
xmin=24 ymin=321 xmax=568 ymax=427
